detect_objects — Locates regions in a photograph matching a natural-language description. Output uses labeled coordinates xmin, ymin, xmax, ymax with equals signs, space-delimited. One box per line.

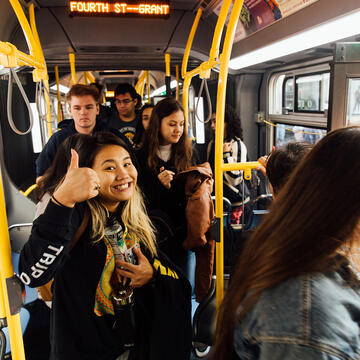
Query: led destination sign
xmin=69 ymin=1 xmax=170 ymax=17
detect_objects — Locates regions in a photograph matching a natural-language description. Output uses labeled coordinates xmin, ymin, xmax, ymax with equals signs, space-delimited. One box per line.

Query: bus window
xmin=283 ymin=77 xmax=294 ymax=113
xmin=274 ymin=123 xmax=326 ymax=147
xmin=346 ymin=78 xmax=360 ymax=125
xmin=295 ymin=73 xmax=329 ymax=113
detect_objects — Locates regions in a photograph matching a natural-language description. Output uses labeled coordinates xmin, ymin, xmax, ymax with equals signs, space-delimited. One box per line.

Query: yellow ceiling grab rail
xmin=181 ymin=0 xmax=232 ymax=134
xmin=181 ymin=0 xmax=260 ymax=310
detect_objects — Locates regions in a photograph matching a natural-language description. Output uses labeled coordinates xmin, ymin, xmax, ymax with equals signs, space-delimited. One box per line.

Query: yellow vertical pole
xmin=54 ymin=65 xmax=62 ymax=123
xmin=43 ymin=78 xmax=53 ymax=137
xmin=86 ymin=71 xmax=95 ymax=83
xmin=0 ymin=268 xmax=7 ymax=319
xmin=182 ymin=76 xmax=191 ymax=134
xmin=0 ymin=171 xmax=26 ymax=360
xmin=165 ymin=53 xmax=171 ymax=96
xmin=214 ymin=0 xmax=244 ymax=309
xmin=175 ymin=65 xmax=180 ymax=101
xmin=146 ymin=71 xmax=150 ymax=104
xmin=165 ymin=53 xmax=170 ymax=77
xmin=69 ymin=53 xmax=76 ymax=85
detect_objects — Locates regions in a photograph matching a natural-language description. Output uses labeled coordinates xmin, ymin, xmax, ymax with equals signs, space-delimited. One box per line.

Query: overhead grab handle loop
xmin=36 ymin=79 xmax=52 ymax=122
xmin=7 ymin=68 xmax=34 ymax=135
xmin=195 ymin=78 xmax=212 ymax=123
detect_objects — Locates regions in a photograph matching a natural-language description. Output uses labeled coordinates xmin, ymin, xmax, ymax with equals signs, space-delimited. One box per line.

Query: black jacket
xmin=19 ymin=201 xmax=192 ymax=360
xmin=135 ymin=147 xmax=191 ymax=264
xmin=35 ymin=119 xmax=131 ymax=177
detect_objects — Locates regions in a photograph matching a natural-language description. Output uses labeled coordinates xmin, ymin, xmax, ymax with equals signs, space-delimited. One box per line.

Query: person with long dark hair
xmin=207 ymin=105 xmax=249 ymax=225
xmin=20 ymin=132 xmax=192 ymax=360
xmin=133 ymin=104 xmax=154 ymax=148
xmin=213 ymin=126 xmax=360 ymax=360
xmin=136 ymin=97 xmax=196 ymax=280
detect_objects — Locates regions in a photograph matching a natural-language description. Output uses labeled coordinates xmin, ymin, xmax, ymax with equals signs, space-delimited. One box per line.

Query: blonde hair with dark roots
xmin=87 ymin=185 xmax=157 ymax=257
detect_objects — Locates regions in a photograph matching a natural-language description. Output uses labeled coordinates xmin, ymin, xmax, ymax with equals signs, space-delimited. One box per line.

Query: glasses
xmin=114 ymin=99 xmax=134 ymax=105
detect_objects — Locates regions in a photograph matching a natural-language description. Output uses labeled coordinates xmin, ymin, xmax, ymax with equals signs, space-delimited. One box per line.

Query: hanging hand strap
xmin=7 ymin=68 xmax=34 ymax=135
xmin=195 ymin=78 xmax=212 ymax=124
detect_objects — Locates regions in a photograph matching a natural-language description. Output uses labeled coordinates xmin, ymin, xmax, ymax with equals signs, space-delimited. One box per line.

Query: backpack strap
xmin=37 ymin=209 xmax=89 ymax=302
xmin=69 ymin=209 xmax=89 ymax=251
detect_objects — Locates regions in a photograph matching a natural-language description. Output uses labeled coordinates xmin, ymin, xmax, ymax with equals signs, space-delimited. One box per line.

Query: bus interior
xmin=1 ymin=0 xmax=360 ymax=358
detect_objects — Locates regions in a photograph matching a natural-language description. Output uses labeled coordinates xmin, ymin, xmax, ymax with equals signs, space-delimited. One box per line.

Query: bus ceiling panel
xmin=0 ymin=1 xmax=19 ymax=42
xmin=230 ymin=0 xmax=360 ymax=72
xmin=8 ymin=6 xmax=212 ymax=70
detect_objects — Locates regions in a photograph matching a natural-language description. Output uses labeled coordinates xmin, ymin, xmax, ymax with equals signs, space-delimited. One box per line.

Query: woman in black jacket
xmin=136 ymin=97 xmax=197 ymax=281
xmin=20 ymin=132 xmax=191 ymax=360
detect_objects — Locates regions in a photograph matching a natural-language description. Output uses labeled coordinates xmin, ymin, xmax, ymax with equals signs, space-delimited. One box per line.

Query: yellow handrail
xmin=175 ymin=64 xmax=180 ymax=101
xmin=0 ymin=171 xmax=26 ymax=360
xmin=214 ymin=0 xmax=245 ymax=309
xmin=165 ymin=53 xmax=171 ymax=77
xmin=181 ymin=0 xmax=232 ymax=133
xmin=69 ymin=53 xmax=76 ymax=85
xmin=181 ymin=0 xmax=249 ymax=310
xmin=135 ymin=70 xmax=147 ymax=102
xmin=19 ymin=183 xmax=38 ymax=197
xmin=146 ymin=71 xmax=150 ymax=103
xmin=181 ymin=8 xmax=202 ymax=78
xmin=86 ymin=71 xmax=95 ymax=83
xmin=55 ymin=65 xmax=62 ymax=123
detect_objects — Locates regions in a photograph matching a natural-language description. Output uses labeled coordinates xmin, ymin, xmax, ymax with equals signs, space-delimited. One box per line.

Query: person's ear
xmin=96 ymin=104 xmax=100 ymax=115
xmin=68 ymin=103 xmax=73 ymax=116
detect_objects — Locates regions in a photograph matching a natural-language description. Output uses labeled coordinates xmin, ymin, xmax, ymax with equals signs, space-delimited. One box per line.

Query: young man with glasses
xmin=108 ymin=83 xmax=141 ymax=143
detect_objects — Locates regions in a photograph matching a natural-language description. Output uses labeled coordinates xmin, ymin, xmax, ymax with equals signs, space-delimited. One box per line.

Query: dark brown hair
xmin=66 ymin=84 xmax=100 ymax=103
xmin=143 ymin=97 xmax=193 ymax=172
xmin=38 ymin=132 xmax=133 ymax=199
xmin=133 ymin=104 xmax=154 ymax=147
xmin=213 ymin=126 xmax=360 ymax=359
xmin=266 ymin=141 xmax=313 ymax=195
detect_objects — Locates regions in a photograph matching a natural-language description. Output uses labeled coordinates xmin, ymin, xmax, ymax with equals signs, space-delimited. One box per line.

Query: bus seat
xmin=1 ymin=307 xmax=30 ymax=355
xmin=247 ymin=209 xmax=269 ymax=230
xmin=8 ymin=224 xmax=32 ymax=254
xmin=192 ymin=275 xmax=216 ymax=346
xmin=192 ymin=275 xmax=230 ymax=357
xmin=11 ymin=252 xmax=38 ymax=305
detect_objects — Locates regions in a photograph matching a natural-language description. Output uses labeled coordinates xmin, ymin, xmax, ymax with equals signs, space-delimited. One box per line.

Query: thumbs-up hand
xmin=52 ymin=149 xmax=101 ymax=208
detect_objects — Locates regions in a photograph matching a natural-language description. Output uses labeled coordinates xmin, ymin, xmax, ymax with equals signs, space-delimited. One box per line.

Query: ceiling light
xmin=50 ymin=84 xmax=70 ymax=94
xmin=229 ymin=10 xmax=360 ymax=70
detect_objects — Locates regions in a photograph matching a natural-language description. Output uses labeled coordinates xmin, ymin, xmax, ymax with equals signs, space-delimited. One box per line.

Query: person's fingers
xmin=68 ymin=149 xmax=79 ymax=170
xmin=159 ymin=166 xmax=165 ymax=173
xmin=115 ymin=259 xmax=137 ymax=272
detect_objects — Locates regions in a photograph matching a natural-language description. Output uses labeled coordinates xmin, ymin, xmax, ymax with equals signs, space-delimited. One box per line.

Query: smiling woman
xmin=91 ymin=144 xmax=137 ymax=211
xmin=19 ymin=131 xmax=192 ymax=360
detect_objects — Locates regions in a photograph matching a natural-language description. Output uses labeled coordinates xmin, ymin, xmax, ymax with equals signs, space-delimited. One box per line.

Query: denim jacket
xmin=234 ymin=265 xmax=360 ymax=360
